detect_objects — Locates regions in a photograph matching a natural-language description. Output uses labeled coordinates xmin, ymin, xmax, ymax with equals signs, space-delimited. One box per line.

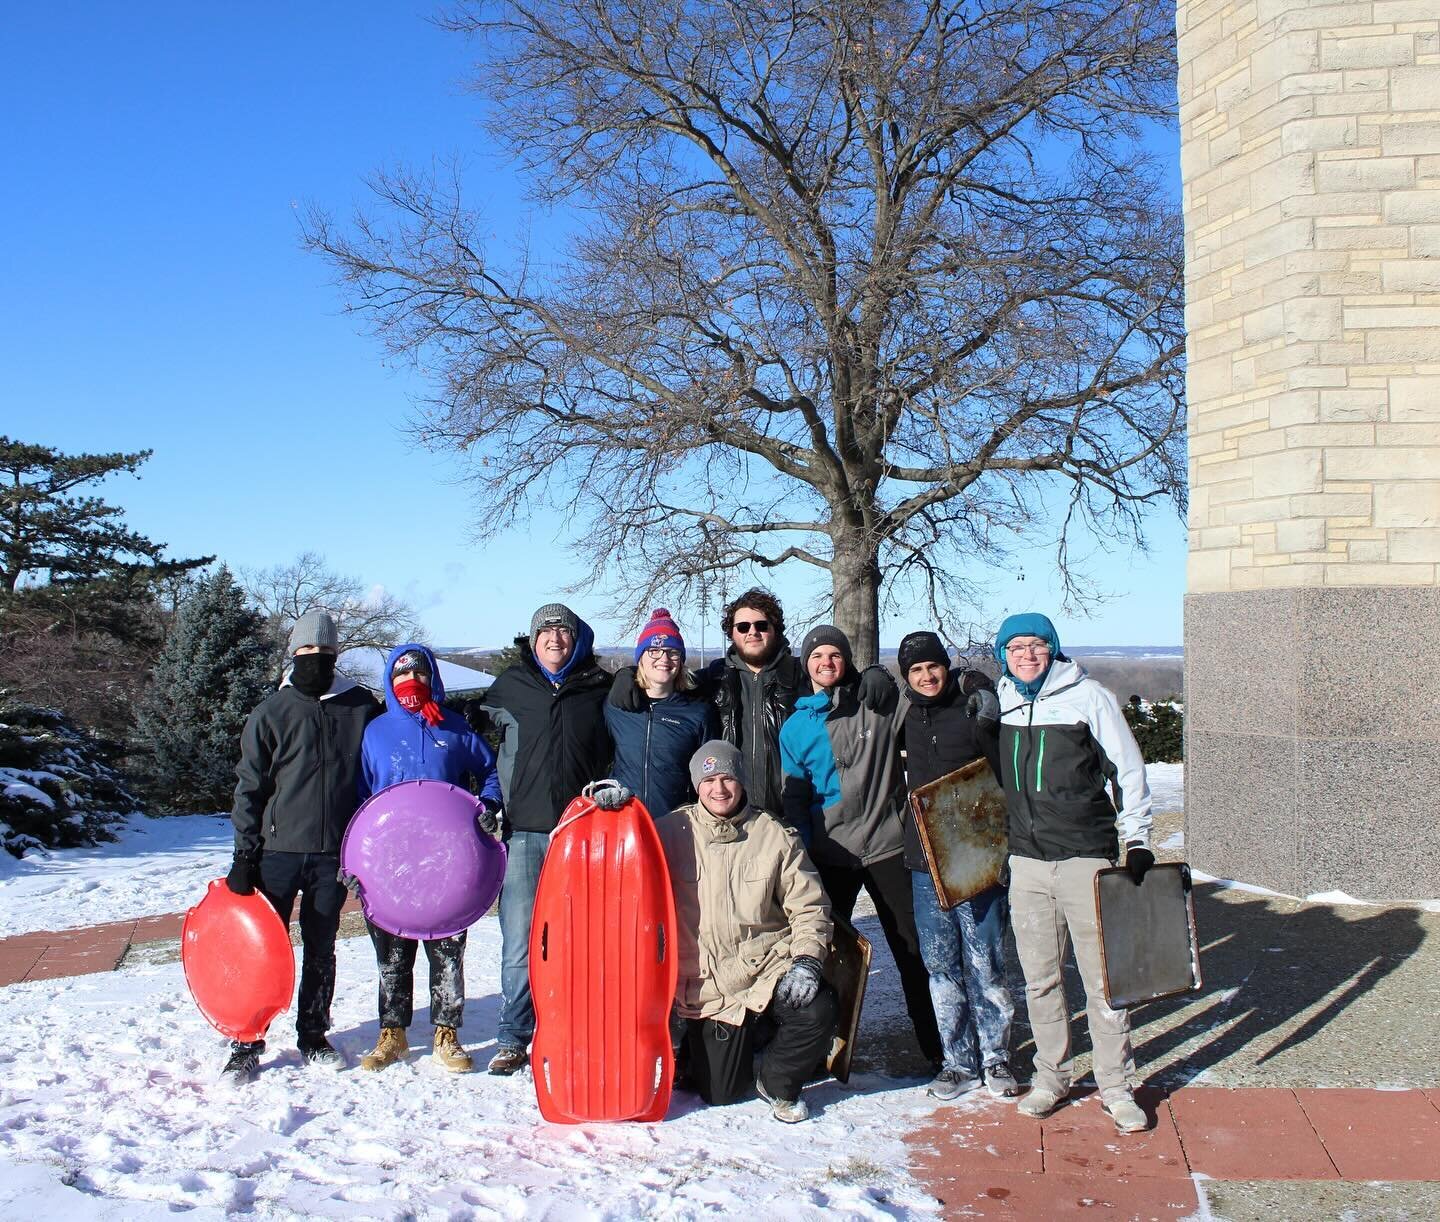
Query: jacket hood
xmin=724 ymin=635 xmax=793 ymax=673
xmin=383 ymin=642 xmax=445 ymax=705
xmin=998 ymin=657 xmax=1088 ymax=709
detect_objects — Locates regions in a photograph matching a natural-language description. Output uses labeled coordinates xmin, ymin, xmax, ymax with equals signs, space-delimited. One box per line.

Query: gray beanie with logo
xmin=530 ymin=602 xmax=579 ymax=640
xmin=689 ymin=740 xmax=748 ymax=793
xmin=289 ymin=609 xmax=339 ymax=655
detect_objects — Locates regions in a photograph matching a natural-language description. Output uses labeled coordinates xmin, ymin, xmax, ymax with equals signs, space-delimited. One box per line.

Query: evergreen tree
xmin=135 ymin=566 xmax=274 ymax=811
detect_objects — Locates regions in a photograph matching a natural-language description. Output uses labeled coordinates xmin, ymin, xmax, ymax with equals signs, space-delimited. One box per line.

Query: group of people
xmin=221 ymin=587 xmax=1155 ymax=1134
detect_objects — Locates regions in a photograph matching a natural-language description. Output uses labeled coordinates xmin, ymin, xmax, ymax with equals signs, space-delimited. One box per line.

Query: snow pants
xmin=816 ymin=852 xmax=942 ymax=1065
xmin=366 ymin=921 xmax=467 ymax=1030
xmin=683 ymin=983 xmax=839 ymax=1105
xmin=496 ymin=829 xmax=548 ymax=1050
xmin=256 ymin=850 xmax=346 ymax=1042
xmin=912 ymin=872 xmax=1015 ymax=1077
xmin=1008 ymin=854 xmax=1136 ymax=1100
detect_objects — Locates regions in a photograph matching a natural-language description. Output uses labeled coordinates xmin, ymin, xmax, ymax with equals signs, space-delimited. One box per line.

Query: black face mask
xmin=291 ymin=652 xmax=336 ymax=698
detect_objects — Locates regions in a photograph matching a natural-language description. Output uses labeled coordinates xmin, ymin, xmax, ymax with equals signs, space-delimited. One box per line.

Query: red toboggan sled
xmin=528 ymin=788 xmax=678 ymax=1124
xmin=181 ymin=879 xmax=295 ymax=1043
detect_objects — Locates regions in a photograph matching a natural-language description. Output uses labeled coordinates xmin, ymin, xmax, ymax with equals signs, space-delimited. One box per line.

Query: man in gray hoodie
xmin=222 ymin=609 xmax=380 ymax=1081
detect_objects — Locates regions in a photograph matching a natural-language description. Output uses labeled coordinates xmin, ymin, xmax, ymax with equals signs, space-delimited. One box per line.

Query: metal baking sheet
xmin=908 ymin=757 xmax=1008 ymax=909
xmin=824 ymin=917 xmax=871 ymax=1084
xmin=1095 ymin=862 xmax=1202 ymax=1009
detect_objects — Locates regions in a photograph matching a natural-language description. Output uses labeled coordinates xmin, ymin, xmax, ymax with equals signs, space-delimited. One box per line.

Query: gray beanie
xmin=530 ymin=602 xmax=579 ymax=640
xmin=289 ymin=609 xmax=339 ymax=654
xmin=689 ymin=740 xmax=747 ymax=793
xmin=799 ymin=624 xmax=854 ymax=671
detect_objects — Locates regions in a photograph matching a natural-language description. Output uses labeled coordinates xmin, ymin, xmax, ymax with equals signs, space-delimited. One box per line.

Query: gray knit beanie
xmin=799 ymin=624 xmax=854 ymax=671
xmin=689 ymin=740 xmax=748 ymax=793
xmin=530 ymin=602 xmax=579 ymax=639
xmin=289 ymin=609 xmax=339 ymax=654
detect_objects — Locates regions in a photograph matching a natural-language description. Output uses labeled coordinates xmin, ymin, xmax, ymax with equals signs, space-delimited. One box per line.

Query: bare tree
xmin=305 ymin=0 xmax=1185 ymax=664
xmin=243 ymin=552 xmax=425 ymax=673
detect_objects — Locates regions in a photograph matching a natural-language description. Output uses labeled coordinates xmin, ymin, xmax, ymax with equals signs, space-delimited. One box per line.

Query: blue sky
xmin=2 ymin=4 xmax=1186 ymax=649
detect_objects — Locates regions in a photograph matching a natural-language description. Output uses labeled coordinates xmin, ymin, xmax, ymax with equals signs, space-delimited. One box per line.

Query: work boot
xmin=1101 ymin=1090 xmax=1149 ymax=1134
xmin=433 ymin=1026 xmax=474 ymax=1073
xmin=755 ymin=1076 xmax=810 ymax=1124
xmin=360 ymin=1026 xmax=409 ymax=1071
xmin=487 ymin=1045 xmax=529 ymax=1076
xmin=221 ymin=1039 xmax=264 ymax=1083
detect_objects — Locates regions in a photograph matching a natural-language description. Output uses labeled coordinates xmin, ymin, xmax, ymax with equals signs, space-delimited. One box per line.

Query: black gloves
xmin=226 ymin=850 xmax=261 ymax=896
xmin=1125 ymin=843 xmax=1155 ymax=885
xmin=591 ymin=783 xmax=633 ymax=810
xmin=774 ymin=955 xmax=824 ymax=1008
xmin=476 ymin=800 xmax=502 ymax=837
xmin=965 ymin=686 xmax=1000 ymax=728
xmin=608 ymin=666 xmax=648 ymax=713
xmin=856 ymin=665 xmax=898 ymax=715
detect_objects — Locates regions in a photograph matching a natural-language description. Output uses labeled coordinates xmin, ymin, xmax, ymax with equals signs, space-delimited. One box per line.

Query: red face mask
xmin=393 ymin=676 xmax=429 ymax=712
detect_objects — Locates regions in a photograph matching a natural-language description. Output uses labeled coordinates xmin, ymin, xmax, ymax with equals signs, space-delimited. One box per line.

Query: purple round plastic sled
xmin=341 ymin=780 xmax=507 ymax=940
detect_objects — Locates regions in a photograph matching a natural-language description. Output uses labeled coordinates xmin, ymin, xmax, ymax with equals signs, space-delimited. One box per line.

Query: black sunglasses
xmin=733 ymin=619 xmax=772 ymax=635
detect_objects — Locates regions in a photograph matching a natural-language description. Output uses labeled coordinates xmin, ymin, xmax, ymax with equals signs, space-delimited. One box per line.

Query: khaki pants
xmin=1009 ymin=855 xmax=1136 ymax=1099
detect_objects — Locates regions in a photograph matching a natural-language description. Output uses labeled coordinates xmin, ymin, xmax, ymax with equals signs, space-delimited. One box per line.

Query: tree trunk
xmin=831 ymin=543 xmax=882 ymax=669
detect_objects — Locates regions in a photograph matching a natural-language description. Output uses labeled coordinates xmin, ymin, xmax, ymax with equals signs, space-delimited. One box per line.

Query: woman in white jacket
xmin=993 ymin=613 xmax=1154 ymax=1135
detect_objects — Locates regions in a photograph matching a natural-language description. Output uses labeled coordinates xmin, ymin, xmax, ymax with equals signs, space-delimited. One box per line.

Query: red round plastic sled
xmin=529 ymin=790 xmax=678 ymax=1124
xmin=181 ymin=879 xmax=295 ymax=1043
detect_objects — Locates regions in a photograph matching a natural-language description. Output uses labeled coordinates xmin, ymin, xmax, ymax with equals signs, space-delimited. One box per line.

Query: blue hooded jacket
xmin=357 ymin=643 xmax=502 ymax=808
xmin=603 ymin=686 xmax=718 ymax=818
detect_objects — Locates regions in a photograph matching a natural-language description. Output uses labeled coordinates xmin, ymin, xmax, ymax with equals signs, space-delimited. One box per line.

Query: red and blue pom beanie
xmin=635 ymin=608 xmax=686 ymax=663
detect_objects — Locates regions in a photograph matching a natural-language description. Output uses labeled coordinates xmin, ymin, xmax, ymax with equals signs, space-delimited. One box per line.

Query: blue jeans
xmin=496 ymin=829 xmax=549 ymax=1050
xmin=911 ymin=871 xmax=1015 ymax=1077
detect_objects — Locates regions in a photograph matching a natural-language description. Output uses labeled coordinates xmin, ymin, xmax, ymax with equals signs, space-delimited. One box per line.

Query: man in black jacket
xmin=223 ymin=610 xmax=381 ymax=1080
xmin=898 ymin=630 xmax=1021 ymax=1102
xmin=483 ymin=602 xmax=613 ymax=1075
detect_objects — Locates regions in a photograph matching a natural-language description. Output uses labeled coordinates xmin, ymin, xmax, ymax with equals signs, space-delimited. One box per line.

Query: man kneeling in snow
xmin=656 ymin=741 xmax=837 ymax=1123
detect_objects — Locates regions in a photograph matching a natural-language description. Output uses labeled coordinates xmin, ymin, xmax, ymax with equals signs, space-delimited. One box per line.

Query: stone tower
xmin=1179 ymin=0 xmax=1440 ymax=900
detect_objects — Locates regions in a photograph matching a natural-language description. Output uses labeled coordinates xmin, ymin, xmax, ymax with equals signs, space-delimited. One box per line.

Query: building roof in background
xmin=338 ymin=648 xmax=494 ymax=696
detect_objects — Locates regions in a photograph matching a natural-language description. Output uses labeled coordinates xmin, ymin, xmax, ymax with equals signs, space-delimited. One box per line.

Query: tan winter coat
xmin=657 ymin=801 xmax=832 ymax=1026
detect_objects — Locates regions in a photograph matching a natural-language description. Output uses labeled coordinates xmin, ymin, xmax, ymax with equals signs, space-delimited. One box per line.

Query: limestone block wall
xmin=1180 ymin=0 xmax=1440 ymax=593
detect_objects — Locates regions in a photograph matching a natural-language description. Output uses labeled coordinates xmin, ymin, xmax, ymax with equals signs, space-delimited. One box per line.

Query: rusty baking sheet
xmin=1095 ymin=862 xmax=1202 ymax=1009
xmin=908 ymin=756 xmax=1008 ymax=910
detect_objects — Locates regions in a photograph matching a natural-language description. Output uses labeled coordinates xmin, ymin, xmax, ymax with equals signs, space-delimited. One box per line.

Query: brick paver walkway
xmin=906 ymin=1084 xmax=1440 ymax=1215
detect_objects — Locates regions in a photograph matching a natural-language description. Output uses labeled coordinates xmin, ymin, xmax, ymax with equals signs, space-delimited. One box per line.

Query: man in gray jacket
xmin=222 ymin=610 xmax=380 ymax=1080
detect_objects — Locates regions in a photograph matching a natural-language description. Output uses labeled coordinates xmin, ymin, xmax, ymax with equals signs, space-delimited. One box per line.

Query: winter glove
xmin=476 ymin=800 xmax=501 ymax=837
xmin=965 ymin=686 xmax=1000 ymax=728
xmin=856 ymin=665 xmax=898 ymax=716
xmin=590 ymin=783 xmax=633 ymax=811
xmin=1125 ymin=843 xmax=1155 ymax=885
xmin=226 ymin=850 xmax=261 ymax=896
xmin=608 ymin=666 xmax=648 ymax=713
xmin=336 ymin=868 xmax=361 ymax=898
xmin=774 ymin=955 xmax=824 ymax=1009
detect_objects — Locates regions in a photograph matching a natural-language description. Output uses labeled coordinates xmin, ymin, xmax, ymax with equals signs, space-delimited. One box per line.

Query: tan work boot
xmin=432 ymin=1025 xmax=474 ymax=1073
xmin=360 ymin=1026 xmax=409 ymax=1071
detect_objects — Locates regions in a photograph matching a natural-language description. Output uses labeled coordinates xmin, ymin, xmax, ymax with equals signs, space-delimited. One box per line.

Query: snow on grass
xmin=1145 ymin=762 xmax=1184 ymax=815
xmin=0 ymin=812 xmax=232 ymax=936
xmin=0 ymin=919 xmax=950 ymax=1219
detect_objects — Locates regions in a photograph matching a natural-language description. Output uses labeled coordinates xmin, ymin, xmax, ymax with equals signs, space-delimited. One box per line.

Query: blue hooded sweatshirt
xmin=356 ymin=643 xmax=502 ymax=808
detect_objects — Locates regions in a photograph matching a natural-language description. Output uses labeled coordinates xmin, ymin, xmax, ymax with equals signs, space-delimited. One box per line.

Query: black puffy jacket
xmin=485 ymin=644 xmax=613 ymax=834
xmin=899 ymin=669 xmax=1002 ymax=871
xmin=231 ymin=678 xmax=381 ymax=856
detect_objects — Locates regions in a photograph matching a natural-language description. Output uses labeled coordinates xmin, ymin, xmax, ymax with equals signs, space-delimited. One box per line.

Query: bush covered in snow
xmin=0 ymin=702 xmax=141 ymax=858
xmin=1123 ymin=696 xmax=1183 ymax=763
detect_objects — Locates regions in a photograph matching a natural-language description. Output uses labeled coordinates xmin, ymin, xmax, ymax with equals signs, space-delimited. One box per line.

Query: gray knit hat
xmin=289 ymin=609 xmax=339 ymax=654
xmin=689 ymin=740 xmax=747 ymax=792
xmin=799 ymin=624 xmax=853 ymax=671
xmin=530 ymin=602 xmax=579 ymax=640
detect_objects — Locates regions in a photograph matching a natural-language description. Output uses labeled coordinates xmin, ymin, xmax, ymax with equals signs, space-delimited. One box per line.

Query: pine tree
xmin=135 ymin=566 xmax=275 ymax=811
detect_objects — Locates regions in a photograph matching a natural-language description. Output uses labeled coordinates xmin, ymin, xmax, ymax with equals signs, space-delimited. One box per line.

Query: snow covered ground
xmin=0 ymin=811 xmax=233 ymax=937
xmin=0 ymin=917 xmax=950 ymax=1220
